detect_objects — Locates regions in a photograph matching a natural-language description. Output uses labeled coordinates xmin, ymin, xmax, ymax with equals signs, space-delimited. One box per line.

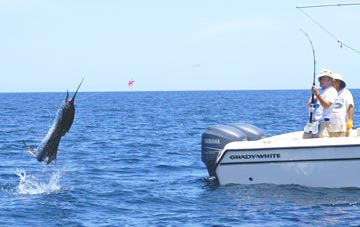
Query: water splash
xmin=15 ymin=169 xmax=61 ymax=195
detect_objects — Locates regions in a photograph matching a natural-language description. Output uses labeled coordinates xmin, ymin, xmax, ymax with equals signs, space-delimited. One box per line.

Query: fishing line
xmin=297 ymin=6 xmax=360 ymax=55
xmin=297 ymin=2 xmax=360 ymax=9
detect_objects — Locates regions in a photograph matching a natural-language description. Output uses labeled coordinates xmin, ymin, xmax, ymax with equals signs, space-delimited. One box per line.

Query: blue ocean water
xmin=1 ymin=90 xmax=360 ymax=227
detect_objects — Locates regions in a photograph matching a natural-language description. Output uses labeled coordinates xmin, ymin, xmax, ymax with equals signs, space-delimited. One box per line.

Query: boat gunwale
xmin=215 ymin=142 xmax=360 ymax=170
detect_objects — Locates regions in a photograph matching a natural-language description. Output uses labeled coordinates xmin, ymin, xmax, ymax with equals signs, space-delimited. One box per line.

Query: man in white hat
xmin=329 ymin=73 xmax=354 ymax=137
xmin=303 ymin=69 xmax=338 ymax=138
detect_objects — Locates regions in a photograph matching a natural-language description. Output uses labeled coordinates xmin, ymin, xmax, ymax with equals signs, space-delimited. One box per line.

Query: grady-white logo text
xmin=230 ymin=153 xmax=281 ymax=160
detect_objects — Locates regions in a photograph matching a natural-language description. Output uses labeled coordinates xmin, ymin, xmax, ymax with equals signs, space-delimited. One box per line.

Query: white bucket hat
xmin=317 ymin=69 xmax=334 ymax=80
xmin=332 ymin=73 xmax=346 ymax=88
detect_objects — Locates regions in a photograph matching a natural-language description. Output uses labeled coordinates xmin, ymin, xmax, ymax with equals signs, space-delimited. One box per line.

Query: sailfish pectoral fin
xmin=23 ymin=142 xmax=37 ymax=158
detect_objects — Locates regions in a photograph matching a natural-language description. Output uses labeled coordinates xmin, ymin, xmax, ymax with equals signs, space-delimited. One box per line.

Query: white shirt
xmin=338 ymin=88 xmax=354 ymax=121
xmin=313 ymin=86 xmax=337 ymax=121
xmin=330 ymin=88 xmax=354 ymax=132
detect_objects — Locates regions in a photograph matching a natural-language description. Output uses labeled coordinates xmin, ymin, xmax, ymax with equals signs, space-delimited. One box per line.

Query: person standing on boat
xmin=329 ymin=73 xmax=354 ymax=137
xmin=303 ymin=69 xmax=337 ymax=138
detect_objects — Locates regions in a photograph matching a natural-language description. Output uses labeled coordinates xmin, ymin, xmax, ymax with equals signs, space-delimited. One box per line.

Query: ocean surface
xmin=1 ymin=89 xmax=360 ymax=227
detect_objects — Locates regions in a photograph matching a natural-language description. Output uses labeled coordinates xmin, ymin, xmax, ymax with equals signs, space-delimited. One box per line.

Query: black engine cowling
xmin=201 ymin=123 xmax=264 ymax=177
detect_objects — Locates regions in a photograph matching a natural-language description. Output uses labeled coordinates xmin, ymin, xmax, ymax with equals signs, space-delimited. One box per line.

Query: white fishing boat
xmin=201 ymin=123 xmax=360 ymax=188
xmin=201 ymin=3 xmax=360 ymax=188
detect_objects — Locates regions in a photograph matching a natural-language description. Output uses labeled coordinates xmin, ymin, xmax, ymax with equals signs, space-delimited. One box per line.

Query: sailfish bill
xmin=24 ymin=78 xmax=84 ymax=164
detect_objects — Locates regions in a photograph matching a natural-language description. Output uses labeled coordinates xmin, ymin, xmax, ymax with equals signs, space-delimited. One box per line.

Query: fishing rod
xmin=300 ymin=29 xmax=316 ymax=125
xmin=297 ymin=2 xmax=360 ymax=9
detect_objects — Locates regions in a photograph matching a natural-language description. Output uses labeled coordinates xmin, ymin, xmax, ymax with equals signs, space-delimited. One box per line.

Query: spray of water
xmin=15 ymin=168 xmax=61 ymax=195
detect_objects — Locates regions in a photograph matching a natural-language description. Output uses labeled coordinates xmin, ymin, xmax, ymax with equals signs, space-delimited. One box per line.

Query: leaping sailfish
xmin=24 ymin=79 xmax=84 ymax=164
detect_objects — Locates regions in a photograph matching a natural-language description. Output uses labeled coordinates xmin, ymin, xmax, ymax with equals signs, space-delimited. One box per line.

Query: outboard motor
xmin=201 ymin=123 xmax=265 ymax=178
xmin=201 ymin=125 xmax=247 ymax=177
xmin=229 ymin=123 xmax=265 ymax=141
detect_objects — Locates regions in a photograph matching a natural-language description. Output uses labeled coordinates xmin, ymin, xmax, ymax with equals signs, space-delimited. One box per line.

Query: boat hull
xmin=215 ymin=131 xmax=360 ymax=188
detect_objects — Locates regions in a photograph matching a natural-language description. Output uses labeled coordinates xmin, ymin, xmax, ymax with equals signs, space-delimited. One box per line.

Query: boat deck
xmin=224 ymin=129 xmax=360 ymax=150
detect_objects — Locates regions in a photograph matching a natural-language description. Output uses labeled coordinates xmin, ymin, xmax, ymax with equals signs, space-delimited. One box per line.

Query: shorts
xmin=303 ymin=121 xmax=331 ymax=139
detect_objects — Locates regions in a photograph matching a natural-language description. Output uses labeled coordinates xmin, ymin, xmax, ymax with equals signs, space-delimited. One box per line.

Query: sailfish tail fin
xmin=23 ymin=141 xmax=37 ymax=158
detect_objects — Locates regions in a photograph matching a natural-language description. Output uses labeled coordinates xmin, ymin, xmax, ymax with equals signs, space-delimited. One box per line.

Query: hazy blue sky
xmin=1 ymin=0 xmax=359 ymax=92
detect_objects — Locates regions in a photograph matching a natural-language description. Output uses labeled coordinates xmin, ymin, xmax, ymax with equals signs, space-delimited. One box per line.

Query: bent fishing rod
xmin=300 ymin=29 xmax=316 ymax=124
